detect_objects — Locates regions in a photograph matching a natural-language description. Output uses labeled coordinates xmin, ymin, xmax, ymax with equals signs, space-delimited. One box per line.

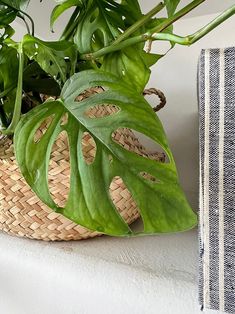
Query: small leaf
xmin=15 ymin=70 xmax=197 ymax=236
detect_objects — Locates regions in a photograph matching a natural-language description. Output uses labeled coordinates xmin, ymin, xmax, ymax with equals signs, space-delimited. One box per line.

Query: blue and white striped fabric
xmin=199 ymin=48 xmax=235 ymax=313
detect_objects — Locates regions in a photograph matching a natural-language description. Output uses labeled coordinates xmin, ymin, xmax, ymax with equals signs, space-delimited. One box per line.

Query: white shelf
xmin=0 ymin=228 xmax=199 ymax=314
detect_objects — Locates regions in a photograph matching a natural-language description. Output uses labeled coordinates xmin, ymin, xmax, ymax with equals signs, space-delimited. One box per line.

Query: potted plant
xmin=0 ymin=0 xmax=234 ymax=241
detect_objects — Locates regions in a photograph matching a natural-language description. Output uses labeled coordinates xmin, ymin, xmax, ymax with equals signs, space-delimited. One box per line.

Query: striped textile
xmin=199 ymin=48 xmax=235 ymax=313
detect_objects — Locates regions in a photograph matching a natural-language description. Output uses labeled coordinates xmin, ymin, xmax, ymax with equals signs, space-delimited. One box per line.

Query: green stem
xmin=151 ymin=0 xmax=205 ymax=34
xmin=81 ymin=0 xmax=206 ymax=60
xmin=188 ymin=4 xmax=235 ymax=44
xmin=17 ymin=10 xmax=35 ymax=36
xmin=2 ymin=43 xmax=24 ymax=135
xmin=152 ymin=4 xmax=235 ymax=45
xmin=80 ymin=4 xmax=235 ymax=60
xmin=17 ymin=15 xmax=31 ymax=34
xmin=112 ymin=2 xmax=165 ymax=45
xmin=80 ymin=35 xmax=145 ymax=60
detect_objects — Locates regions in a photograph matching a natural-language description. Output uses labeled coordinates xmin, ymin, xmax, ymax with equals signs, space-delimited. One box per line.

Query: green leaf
xmin=141 ymin=51 xmax=163 ymax=68
xmin=0 ymin=45 xmax=19 ymax=127
xmin=23 ymin=35 xmax=77 ymax=85
xmin=101 ymin=45 xmax=163 ymax=93
xmin=0 ymin=0 xmax=30 ymax=27
xmin=0 ymin=0 xmax=30 ymax=11
xmin=15 ymin=70 xmax=197 ymax=236
xmin=50 ymin=0 xmax=83 ymax=30
xmin=74 ymin=0 xmax=141 ymax=54
xmin=164 ymin=0 xmax=180 ymax=16
xmin=120 ymin=0 xmax=142 ymax=24
xmin=1 ymin=42 xmax=24 ymax=134
xmin=101 ymin=46 xmax=151 ymax=93
xmin=0 ymin=45 xmax=18 ymax=92
xmin=0 ymin=4 xmax=17 ymax=26
xmin=0 ymin=25 xmax=14 ymax=41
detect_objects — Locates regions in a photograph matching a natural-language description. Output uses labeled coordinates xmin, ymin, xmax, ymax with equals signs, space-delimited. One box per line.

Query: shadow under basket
xmin=0 ymin=93 xmax=165 ymax=241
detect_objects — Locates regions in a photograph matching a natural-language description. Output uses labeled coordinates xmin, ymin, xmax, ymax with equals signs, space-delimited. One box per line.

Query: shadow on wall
xmin=168 ymin=111 xmax=199 ymax=210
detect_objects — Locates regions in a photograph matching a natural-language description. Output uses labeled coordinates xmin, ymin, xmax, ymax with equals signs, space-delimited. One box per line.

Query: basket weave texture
xmin=0 ymin=89 xmax=164 ymax=241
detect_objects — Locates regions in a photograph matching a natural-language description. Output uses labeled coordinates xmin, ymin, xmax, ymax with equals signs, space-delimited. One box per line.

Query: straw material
xmin=0 ymin=88 xmax=165 ymax=241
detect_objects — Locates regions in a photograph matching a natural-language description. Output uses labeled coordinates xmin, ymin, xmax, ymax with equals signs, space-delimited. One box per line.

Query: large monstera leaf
xmin=14 ymin=70 xmax=197 ymax=236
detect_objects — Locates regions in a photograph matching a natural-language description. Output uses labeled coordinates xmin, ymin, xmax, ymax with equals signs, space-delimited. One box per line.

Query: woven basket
xmin=0 ymin=88 xmax=165 ymax=241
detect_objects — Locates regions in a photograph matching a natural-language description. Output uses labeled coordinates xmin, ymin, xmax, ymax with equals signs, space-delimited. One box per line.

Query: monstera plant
xmin=0 ymin=0 xmax=234 ymax=236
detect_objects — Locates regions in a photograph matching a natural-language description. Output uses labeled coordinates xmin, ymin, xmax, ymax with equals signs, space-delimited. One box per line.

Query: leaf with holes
xmin=73 ymin=0 xmax=141 ymax=54
xmin=23 ymin=35 xmax=77 ymax=86
xmin=14 ymin=69 xmax=197 ymax=236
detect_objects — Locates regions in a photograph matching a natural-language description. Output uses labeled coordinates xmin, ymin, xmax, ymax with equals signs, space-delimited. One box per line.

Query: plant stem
xmin=151 ymin=0 xmax=205 ymax=34
xmin=81 ymin=0 xmax=206 ymax=59
xmin=188 ymin=4 xmax=235 ymax=44
xmin=81 ymin=36 xmax=145 ymax=60
xmin=17 ymin=15 xmax=31 ymax=34
xmin=18 ymin=10 xmax=35 ymax=36
xmin=112 ymin=2 xmax=165 ymax=45
xmin=152 ymin=4 xmax=235 ymax=45
xmin=81 ymin=4 xmax=235 ymax=60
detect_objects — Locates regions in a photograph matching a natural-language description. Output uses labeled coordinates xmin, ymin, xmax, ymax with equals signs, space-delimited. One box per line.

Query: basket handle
xmin=143 ymin=88 xmax=166 ymax=112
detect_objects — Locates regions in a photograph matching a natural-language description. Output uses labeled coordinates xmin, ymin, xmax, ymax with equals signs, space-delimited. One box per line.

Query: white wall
xmin=13 ymin=5 xmax=235 ymax=210
xmin=16 ymin=1 xmax=235 ymax=39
